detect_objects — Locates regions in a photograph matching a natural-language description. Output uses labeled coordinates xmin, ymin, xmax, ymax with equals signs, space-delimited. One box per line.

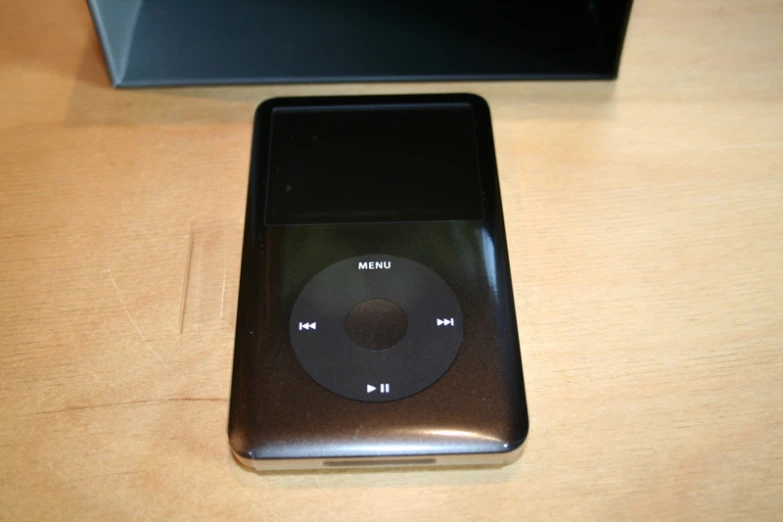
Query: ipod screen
xmin=265 ymin=103 xmax=483 ymax=225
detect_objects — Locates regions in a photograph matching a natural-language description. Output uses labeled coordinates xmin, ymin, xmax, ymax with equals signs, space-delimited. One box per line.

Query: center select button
xmin=345 ymin=299 xmax=408 ymax=350
xmin=290 ymin=255 xmax=463 ymax=402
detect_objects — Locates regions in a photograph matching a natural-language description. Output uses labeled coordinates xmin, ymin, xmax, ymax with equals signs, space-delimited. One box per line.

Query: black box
xmin=87 ymin=0 xmax=633 ymax=87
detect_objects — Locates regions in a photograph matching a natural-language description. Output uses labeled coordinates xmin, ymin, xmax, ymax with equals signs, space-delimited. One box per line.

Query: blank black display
xmin=265 ymin=103 xmax=483 ymax=225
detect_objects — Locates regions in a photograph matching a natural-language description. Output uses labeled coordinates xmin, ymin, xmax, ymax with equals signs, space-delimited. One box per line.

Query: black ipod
xmin=229 ymin=94 xmax=528 ymax=470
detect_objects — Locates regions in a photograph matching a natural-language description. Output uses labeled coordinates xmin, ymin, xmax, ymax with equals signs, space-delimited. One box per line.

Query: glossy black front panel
xmin=229 ymin=94 xmax=528 ymax=462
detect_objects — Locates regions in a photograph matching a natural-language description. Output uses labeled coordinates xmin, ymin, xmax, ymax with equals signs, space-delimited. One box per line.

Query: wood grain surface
xmin=1 ymin=1 xmax=782 ymax=520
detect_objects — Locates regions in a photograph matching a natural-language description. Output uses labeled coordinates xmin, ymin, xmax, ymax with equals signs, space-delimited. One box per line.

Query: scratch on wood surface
xmin=178 ymin=223 xmax=194 ymax=334
xmin=107 ymin=269 xmax=146 ymax=342
xmin=29 ymin=397 xmax=227 ymax=416
xmin=220 ymin=256 xmax=227 ymax=320
xmin=107 ymin=269 xmax=168 ymax=364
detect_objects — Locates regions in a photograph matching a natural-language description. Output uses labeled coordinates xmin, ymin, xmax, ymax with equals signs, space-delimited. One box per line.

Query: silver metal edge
xmin=231 ymin=441 xmax=526 ymax=472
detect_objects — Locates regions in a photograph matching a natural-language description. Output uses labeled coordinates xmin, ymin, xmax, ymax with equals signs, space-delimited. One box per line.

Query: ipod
xmin=229 ymin=94 xmax=528 ymax=470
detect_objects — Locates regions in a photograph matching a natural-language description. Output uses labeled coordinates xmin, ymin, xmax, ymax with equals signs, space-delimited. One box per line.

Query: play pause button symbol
xmin=366 ymin=383 xmax=390 ymax=394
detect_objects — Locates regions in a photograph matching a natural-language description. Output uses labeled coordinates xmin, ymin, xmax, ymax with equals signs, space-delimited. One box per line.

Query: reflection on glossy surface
xmin=421 ymin=429 xmax=506 ymax=444
xmin=481 ymin=228 xmax=499 ymax=297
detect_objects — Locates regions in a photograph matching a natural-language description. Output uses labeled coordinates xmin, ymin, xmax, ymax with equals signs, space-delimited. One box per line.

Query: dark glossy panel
xmin=267 ymin=103 xmax=482 ymax=224
xmin=229 ymin=94 xmax=528 ymax=462
xmin=118 ymin=1 xmax=630 ymax=86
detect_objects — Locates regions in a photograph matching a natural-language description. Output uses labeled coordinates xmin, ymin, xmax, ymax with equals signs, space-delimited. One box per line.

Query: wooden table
xmin=2 ymin=1 xmax=781 ymax=519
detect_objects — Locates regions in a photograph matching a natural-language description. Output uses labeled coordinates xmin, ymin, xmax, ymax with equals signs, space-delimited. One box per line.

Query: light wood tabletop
xmin=1 ymin=1 xmax=782 ymax=520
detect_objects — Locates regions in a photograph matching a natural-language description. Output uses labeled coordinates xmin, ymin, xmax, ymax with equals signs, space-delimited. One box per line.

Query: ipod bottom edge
xmin=231 ymin=443 xmax=525 ymax=472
